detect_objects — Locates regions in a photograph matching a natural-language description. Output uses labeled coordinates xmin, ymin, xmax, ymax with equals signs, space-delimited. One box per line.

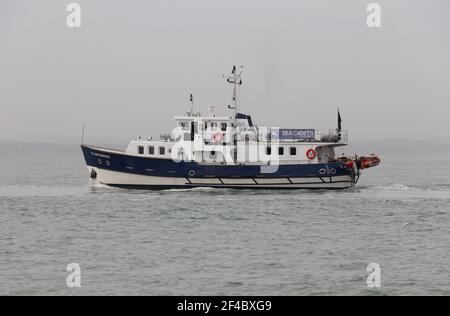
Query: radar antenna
xmin=224 ymin=65 xmax=243 ymax=116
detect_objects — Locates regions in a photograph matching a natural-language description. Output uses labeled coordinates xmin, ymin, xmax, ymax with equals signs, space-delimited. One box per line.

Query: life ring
xmin=213 ymin=133 xmax=223 ymax=143
xmin=306 ymin=149 xmax=317 ymax=160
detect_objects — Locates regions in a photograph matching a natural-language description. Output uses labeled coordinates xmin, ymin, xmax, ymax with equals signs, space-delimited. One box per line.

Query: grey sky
xmin=1 ymin=0 xmax=449 ymax=143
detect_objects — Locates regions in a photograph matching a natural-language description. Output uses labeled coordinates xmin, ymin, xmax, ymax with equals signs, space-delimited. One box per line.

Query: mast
xmin=188 ymin=93 xmax=194 ymax=116
xmin=225 ymin=65 xmax=243 ymax=116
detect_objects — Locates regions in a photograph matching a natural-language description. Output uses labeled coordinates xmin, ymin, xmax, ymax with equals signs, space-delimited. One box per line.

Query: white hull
xmin=88 ymin=167 xmax=355 ymax=190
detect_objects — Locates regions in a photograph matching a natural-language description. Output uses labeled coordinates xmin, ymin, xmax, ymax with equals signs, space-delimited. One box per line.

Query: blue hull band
xmin=81 ymin=145 xmax=355 ymax=180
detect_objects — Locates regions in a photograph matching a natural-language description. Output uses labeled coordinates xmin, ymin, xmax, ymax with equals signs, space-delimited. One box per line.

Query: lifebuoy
xmin=213 ymin=133 xmax=223 ymax=143
xmin=306 ymin=149 xmax=316 ymax=160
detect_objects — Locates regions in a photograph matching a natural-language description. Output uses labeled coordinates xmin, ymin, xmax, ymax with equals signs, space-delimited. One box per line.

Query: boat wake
xmin=371 ymin=184 xmax=419 ymax=191
xmin=0 ymin=185 xmax=88 ymax=197
xmin=161 ymin=187 xmax=229 ymax=193
xmin=369 ymin=183 xmax=450 ymax=192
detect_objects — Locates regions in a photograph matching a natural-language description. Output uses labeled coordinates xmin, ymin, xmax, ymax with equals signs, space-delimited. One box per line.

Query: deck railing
xmin=178 ymin=128 xmax=349 ymax=144
xmin=257 ymin=128 xmax=348 ymax=144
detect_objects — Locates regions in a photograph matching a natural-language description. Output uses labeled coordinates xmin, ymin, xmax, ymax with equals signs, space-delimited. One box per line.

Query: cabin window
xmin=204 ymin=122 xmax=208 ymax=129
xmin=211 ymin=122 xmax=218 ymax=130
xmin=290 ymin=147 xmax=297 ymax=156
xmin=245 ymin=135 xmax=250 ymax=143
xmin=138 ymin=146 xmax=144 ymax=155
xmin=278 ymin=147 xmax=284 ymax=155
xmin=266 ymin=147 xmax=272 ymax=155
xmin=149 ymin=146 xmax=155 ymax=155
xmin=210 ymin=150 xmax=216 ymax=158
xmin=159 ymin=147 xmax=165 ymax=155
xmin=221 ymin=123 xmax=227 ymax=131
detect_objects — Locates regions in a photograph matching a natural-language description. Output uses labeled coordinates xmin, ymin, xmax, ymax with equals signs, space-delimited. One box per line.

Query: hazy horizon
xmin=1 ymin=0 xmax=449 ymax=143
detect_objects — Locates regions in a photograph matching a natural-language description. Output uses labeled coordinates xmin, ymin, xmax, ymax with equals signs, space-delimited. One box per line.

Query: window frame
xmin=290 ymin=147 xmax=297 ymax=156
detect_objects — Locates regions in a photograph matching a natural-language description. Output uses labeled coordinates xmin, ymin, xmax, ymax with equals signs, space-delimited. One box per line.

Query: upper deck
xmin=171 ymin=114 xmax=348 ymax=145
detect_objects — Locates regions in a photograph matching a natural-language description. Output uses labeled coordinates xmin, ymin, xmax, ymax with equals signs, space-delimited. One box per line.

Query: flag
xmin=338 ymin=109 xmax=342 ymax=131
xmin=338 ymin=109 xmax=342 ymax=141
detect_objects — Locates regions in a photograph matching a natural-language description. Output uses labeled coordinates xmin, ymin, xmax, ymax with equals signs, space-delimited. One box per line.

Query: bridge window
xmin=138 ymin=146 xmax=144 ymax=155
xmin=290 ymin=147 xmax=297 ymax=156
xmin=149 ymin=146 xmax=154 ymax=155
xmin=159 ymin=147 xmax=165 ymax=155
xmin=221 ymin=123 xmax=227 ymax=131
xmin=278 ymin=147 xmax=284 ymax=155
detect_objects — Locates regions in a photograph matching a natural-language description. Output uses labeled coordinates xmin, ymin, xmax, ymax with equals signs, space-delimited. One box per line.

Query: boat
xmin=81 ymin=66 xmax=380 ymax=190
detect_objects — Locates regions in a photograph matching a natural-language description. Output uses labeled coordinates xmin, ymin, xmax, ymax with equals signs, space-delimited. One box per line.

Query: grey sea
xmin=0 ymin=148 xmax=449 ymax=296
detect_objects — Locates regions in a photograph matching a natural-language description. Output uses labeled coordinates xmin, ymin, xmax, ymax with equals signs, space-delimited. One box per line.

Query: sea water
xmin=0 ymin=152 xmax=449 ymax=295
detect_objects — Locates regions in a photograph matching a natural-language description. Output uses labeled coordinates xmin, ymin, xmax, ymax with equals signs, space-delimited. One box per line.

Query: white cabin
xmin=125 ymin=113 xmax=347 ymax=166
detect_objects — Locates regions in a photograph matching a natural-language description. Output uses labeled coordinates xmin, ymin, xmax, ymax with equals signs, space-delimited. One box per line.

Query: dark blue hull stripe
xmin=81 ymin=144 xmax=356 ymax=180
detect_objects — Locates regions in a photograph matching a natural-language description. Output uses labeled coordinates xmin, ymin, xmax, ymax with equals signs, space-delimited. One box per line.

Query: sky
xmin=1 ymin=0 xmax=449 ymax=144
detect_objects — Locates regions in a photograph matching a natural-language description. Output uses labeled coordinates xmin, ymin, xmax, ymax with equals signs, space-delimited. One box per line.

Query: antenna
xmin=188 ymin=93 xmax=194 ymax=116
xmin=224 ymin=65 xmax=243 ymax=116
